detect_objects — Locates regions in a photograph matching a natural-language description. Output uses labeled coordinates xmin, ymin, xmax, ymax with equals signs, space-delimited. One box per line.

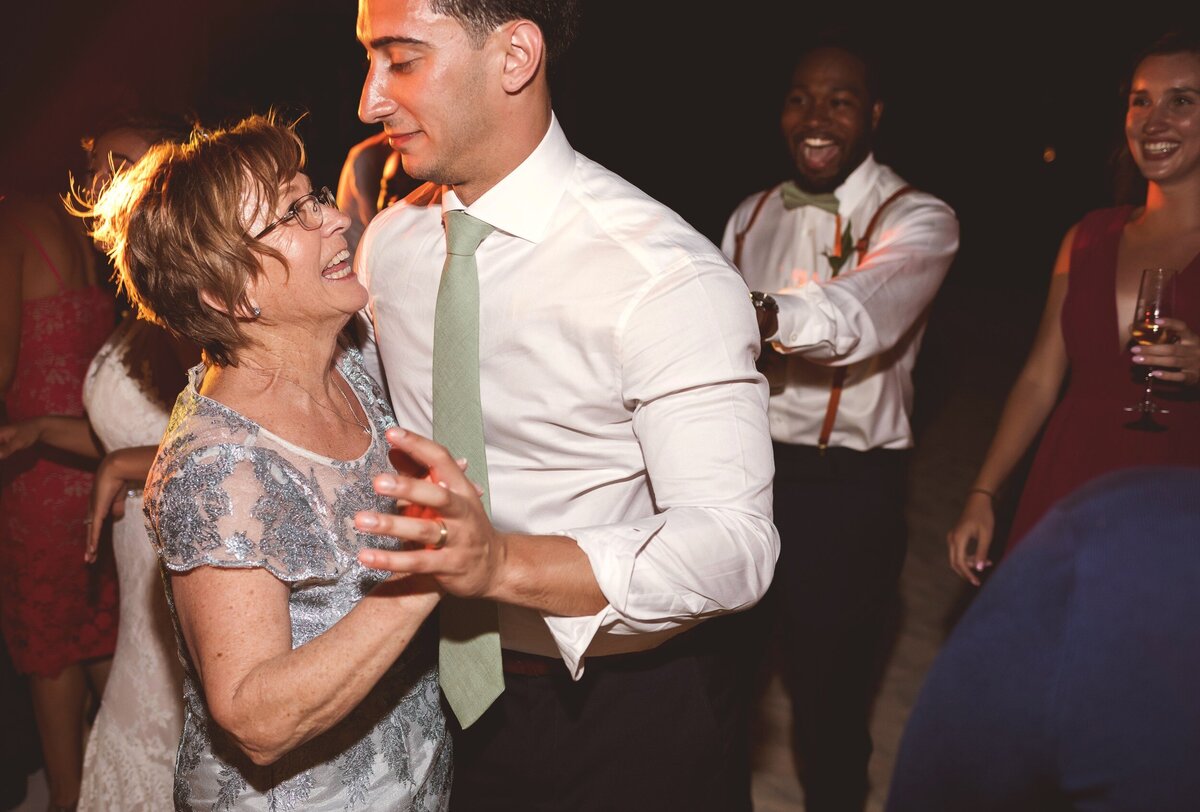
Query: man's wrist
xmin=749 ymin=290 xmax=779 ymax=314
xmin=749 ymin=291 xmax=780 ymax=340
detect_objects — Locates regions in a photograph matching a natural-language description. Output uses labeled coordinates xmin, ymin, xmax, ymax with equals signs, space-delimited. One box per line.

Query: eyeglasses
xmin=253 ymin=186 xmax=337 ymax=240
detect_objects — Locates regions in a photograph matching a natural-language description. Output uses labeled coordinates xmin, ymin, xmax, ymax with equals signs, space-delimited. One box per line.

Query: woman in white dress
xmin=77 ymin=316 xmax=196 ymax=810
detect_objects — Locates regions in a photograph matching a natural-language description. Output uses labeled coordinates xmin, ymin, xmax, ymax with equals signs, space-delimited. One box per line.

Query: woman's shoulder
xmin=1059 ymin=205 xmax=1135 ymax=260
xmin=0 ymin=194 xmax=68 ymax=252
xmin=1075 ymin=205 xmax=1135 ymax=235
xmin=1 ymin=192 xmax=97 ymax=294
xmin=155 ymin=373 xmax=257 ymax=462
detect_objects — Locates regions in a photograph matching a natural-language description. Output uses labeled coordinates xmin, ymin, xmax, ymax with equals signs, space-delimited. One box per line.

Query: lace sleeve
xmin=146 ymin=439 xmax=348 ymax=583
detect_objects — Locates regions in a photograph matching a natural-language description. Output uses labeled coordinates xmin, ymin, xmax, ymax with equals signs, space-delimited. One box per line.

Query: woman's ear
xmin=498 ymin=20 xmax=544 ymax=94
xmin=199 ymin=290 xmax=260 ymax=320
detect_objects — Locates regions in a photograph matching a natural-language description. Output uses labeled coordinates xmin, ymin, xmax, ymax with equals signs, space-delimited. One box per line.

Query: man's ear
xmin=870 ymin=100 xmax=884 ymax=133
xmin=498 ymin=20 xmax=544 ymax=94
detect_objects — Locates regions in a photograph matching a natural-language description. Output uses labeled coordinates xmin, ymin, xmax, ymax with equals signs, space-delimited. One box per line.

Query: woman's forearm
xmin=102 ymin=444 xmax=159 ymax=484
xmin=181 ymin=572 xmax=439 ymax=766
xmin=39 ymin=415 xmax=103 ymax=457
xmin=970 ymin=369 xmax=1063 ymax=495
xmin=0 ymin=415 xmax=102 ymax=459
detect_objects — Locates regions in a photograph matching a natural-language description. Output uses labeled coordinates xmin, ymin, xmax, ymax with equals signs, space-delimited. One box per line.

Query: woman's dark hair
xmin=80 ymin=108 xmax=196 ymax=156
xmin=1111 ymin=30 xmax=1200 ymax=204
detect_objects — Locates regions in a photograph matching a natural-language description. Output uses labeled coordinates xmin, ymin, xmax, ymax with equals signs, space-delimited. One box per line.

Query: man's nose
xmin=804 ymin=101 xmax=830 ymax=127
xmin=359 ymin=63 xmax=395 ymax=124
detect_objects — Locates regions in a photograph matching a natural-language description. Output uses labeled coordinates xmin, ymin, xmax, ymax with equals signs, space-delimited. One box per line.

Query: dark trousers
xmin=770 ymin=442 xmax=910 ymax=812
xmin=447 ymin=618 xmax=753 ymax=812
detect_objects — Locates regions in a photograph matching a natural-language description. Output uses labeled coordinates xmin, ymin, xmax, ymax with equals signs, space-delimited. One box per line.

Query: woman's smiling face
xmin=245 ymin=173 xmax=364 ymax=325
xmin=1126 ymin=51 xmax=1200 ymax=187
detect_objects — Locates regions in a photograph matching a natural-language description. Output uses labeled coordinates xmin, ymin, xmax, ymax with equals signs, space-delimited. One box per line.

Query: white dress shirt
xmin=721 ymin=155 xmax=959 ymax=451
xmin=357 ymin=115 xmax=779 ymax=677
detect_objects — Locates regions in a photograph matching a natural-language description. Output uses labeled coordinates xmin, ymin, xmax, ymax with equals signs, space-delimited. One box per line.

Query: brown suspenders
xmin=733 ymin=183 xmax=916 ymax=452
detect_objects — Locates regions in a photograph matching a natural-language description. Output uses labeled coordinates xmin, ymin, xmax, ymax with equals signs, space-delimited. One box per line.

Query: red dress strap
xmin=9 ymin=215 xmax=68 ymax=293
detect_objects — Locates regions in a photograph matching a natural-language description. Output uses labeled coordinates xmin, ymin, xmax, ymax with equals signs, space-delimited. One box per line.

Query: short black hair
xmin=791 ymin=26 xmax=883 ymax=104
xmin=429 ymin=0 xmax=581 ymax=64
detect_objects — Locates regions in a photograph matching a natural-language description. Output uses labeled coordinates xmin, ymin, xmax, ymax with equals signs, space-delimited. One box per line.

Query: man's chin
xmin=791 ymin=173 xmax=843 ymax=195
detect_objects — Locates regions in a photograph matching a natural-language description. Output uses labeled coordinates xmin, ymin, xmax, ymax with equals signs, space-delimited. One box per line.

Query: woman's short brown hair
xmin=88 ymin=112 xmax=305 ymax=366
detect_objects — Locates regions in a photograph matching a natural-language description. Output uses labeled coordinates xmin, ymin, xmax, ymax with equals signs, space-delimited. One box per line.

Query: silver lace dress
xmin=144 ymin=348 xmax=451 ymax=811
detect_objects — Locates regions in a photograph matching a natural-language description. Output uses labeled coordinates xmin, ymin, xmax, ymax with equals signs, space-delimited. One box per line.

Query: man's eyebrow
xmin=368 ymin=35 xmax=423 ymax=49
xmin=1131 ymin=86 xmax=1200 ymax=95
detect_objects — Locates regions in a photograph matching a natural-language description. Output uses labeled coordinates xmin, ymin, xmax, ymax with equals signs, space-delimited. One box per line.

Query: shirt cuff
xmin=773 ymin=285 xmax=834 ymax=352
xmin=540 ymin=517 xmax=667 ymax=679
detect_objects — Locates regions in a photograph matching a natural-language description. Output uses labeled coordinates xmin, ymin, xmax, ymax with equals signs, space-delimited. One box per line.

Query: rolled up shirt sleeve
xmin=541 ymin=254 xmax=780 ymax=674
xmin=772 ymin=197 xmax=959 ymax=365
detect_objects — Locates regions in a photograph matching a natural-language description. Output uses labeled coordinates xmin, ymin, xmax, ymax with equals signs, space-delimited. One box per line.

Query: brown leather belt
xmin=500 ymin=636 xmax=701 ymax=678
xmin=501 ymin=650 xmax=562 ymax=677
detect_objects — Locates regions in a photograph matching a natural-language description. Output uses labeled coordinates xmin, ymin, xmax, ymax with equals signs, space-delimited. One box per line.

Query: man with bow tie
xmin=721 ymin=32 xmax=959 ymax=812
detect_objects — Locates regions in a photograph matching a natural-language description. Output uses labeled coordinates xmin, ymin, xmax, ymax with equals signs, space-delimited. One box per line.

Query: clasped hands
xmin=355 ymin=427 xmax=507 ymax=600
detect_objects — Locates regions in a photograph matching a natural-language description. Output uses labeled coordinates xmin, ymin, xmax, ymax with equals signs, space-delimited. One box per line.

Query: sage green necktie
xmin=432 ymin=209 xmax=504 ymax=729
xmin=780 ymin=180 xmax=839 ymax=214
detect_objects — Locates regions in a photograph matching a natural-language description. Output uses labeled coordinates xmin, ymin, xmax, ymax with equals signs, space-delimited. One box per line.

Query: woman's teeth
xmin=1144 ymin=141 xmax=1179 ymax=155
xmin=323 ymin=249 xmax=352 ymax=279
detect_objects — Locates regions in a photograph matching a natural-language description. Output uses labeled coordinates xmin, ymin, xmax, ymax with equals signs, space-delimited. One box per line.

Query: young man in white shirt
xmin=351 ymin=1 xmax=780 ymax=809
xmin=721 ymin=34 xmax=959 ymax=812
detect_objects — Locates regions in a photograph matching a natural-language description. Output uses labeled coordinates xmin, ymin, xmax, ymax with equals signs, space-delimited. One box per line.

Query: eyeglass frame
xmin=253 ymin=185 xmax=337 ymax=240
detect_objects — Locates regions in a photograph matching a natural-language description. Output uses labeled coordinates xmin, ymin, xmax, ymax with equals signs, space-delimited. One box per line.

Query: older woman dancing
xmin=86 ymin=114 xmax=450 ymax=810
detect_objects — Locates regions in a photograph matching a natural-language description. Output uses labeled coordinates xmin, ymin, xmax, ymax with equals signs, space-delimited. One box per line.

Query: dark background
xmin=4 ymin=1 xmax=1198 ymax=429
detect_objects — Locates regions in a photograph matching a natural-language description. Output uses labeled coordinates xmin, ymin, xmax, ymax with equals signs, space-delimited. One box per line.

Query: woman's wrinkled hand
xmin=354 ymin=428 xmax=505 ymax=600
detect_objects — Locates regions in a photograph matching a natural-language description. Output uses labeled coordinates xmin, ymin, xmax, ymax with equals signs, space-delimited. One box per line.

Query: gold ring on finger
xmin=433 ymin=520 xmax=448 ymax=550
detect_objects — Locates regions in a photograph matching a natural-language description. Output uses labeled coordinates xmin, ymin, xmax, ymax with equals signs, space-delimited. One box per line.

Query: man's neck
xmin=453 ymin=104 xmax=553 ymax=206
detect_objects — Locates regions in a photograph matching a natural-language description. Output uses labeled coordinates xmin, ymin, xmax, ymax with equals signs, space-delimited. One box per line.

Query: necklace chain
xmin=239 ymin=364 xmax=370 ymax=436
xmin=334 ymin=377 xmax=371 ymax=436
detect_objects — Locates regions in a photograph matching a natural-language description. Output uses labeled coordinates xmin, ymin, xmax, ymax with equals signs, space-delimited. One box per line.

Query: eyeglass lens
xmin=296 ymin=187 xmax=336 ymax=230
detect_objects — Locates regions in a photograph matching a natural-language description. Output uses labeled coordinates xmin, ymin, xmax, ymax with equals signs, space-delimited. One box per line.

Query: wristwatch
xmin=749 ymin=290 xmax=779 ymax=315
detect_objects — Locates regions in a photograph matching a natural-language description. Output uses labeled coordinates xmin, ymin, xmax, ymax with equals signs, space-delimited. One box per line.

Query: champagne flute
xmin=1124 ymin=267 xmax=1179 ymax=429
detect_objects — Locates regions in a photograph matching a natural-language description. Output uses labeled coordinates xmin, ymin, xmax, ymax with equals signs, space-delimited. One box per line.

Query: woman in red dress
xmin=947 ymin=30 xmax=1200 ymax=586
xmin=0 ymin=121 xmax=165 ymax=811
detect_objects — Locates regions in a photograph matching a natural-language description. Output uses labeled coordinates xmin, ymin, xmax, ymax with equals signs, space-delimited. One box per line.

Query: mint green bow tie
xmin=780 ymin=181 xmax=839 ymax=214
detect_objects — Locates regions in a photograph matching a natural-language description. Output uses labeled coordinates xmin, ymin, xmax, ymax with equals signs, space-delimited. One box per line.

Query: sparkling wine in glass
xmin=1124 ymin=267 xmax=1179 ymax=428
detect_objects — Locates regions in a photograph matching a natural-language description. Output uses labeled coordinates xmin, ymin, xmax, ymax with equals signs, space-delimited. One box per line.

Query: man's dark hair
xmin=790 ymin=26 xmax=884 ymax=105
xmin=429 ymin=0 xmax=581 ymax=64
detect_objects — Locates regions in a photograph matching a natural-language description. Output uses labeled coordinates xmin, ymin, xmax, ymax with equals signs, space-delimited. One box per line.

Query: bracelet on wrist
xmin=968 ymin=487 xmax=996 ymax=501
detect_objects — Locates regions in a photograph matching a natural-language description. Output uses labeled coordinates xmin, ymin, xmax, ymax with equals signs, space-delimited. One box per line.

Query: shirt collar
xmin=830 ymin=153 xmax=880 ymax=215
xmin=441 ymin=113 xmax=574 ymax=245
